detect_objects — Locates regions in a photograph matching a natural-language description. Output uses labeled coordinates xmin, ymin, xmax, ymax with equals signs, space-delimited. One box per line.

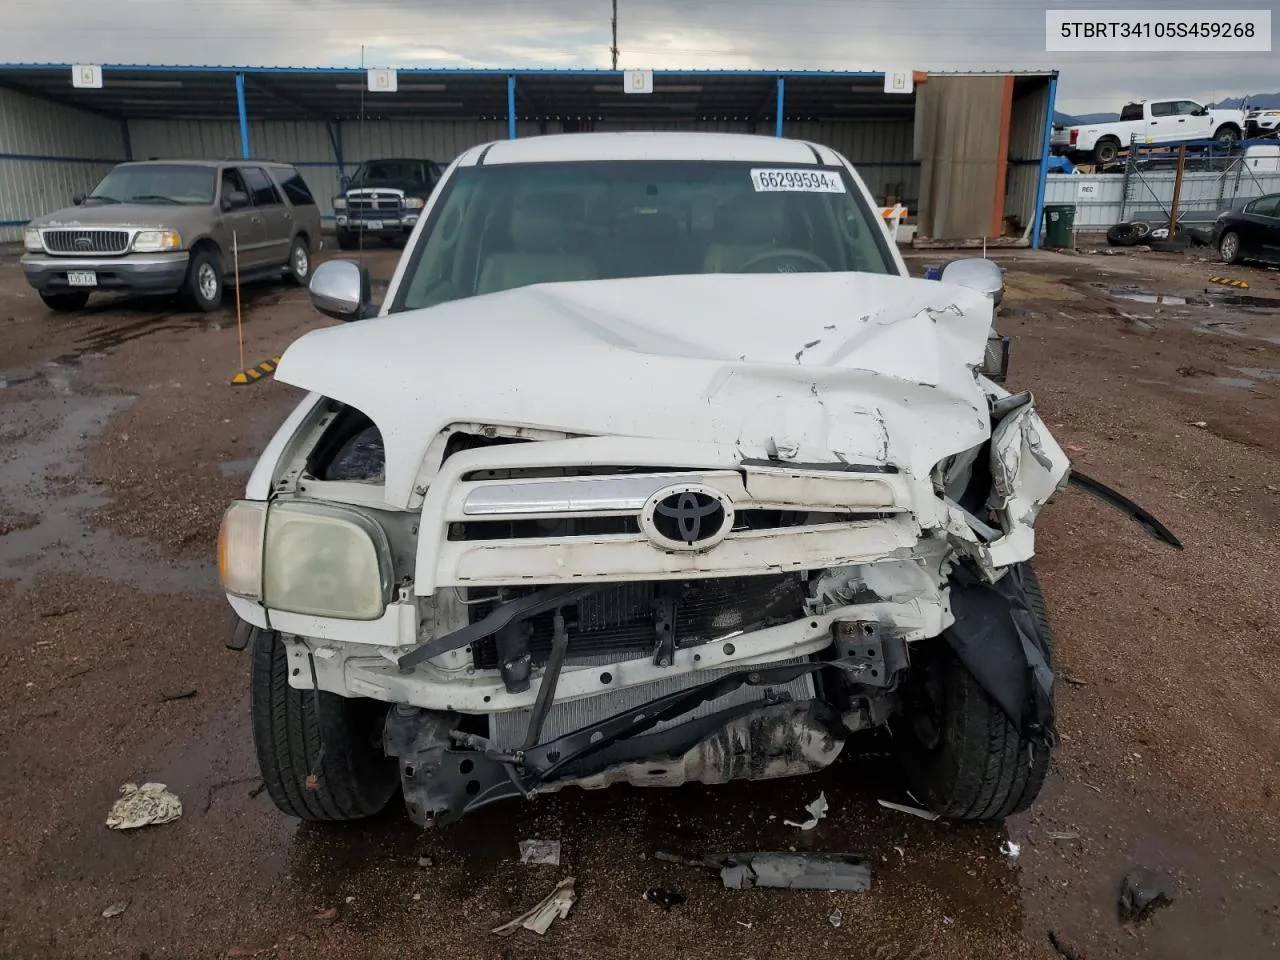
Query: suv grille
xmin=347 ymin=192 xmax=401 ymax=214
xmin=42 ymin=229 xmax=130 ymax=255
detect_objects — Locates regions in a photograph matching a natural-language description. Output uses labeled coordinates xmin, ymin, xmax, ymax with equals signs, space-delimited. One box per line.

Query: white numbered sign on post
xmin=72 ymin=64 xmax=103 ymax=89
xmin=368 ymin=68 xmax=398 ymax=93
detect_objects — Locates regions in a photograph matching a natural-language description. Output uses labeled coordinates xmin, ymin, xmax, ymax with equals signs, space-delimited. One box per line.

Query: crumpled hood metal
xmin=275 ymin=272 xmax=996 ymax=507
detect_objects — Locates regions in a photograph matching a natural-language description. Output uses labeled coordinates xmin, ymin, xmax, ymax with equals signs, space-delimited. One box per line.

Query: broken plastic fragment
xmin=518 ymin=839 xmax=562 ymax=866
xmin=106 ymin=782 xmax=182 ymax=830
xmin=1118 ymin=868 xmax=1173 ymax=923
xmin=783 ymin=791 xmax=828 ymax=830
xmin=877 ymin=799 xmax=940 ymax=821
xmin=828 ymin=907 xmax=843 ymax=928
xmin=491 ymin=877 xmax=576 ymax=937
xmin=1000 ymin=840 xmax=1021 ymax=859
xmin=716 ymin=852 xmax=871 ymax=891
xmin=101 ymin=900 xmax=130 ymax=919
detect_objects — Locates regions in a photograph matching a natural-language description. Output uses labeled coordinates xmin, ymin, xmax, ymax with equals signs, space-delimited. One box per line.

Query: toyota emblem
xmin=640 ymin=484 xmax=734 ymax=553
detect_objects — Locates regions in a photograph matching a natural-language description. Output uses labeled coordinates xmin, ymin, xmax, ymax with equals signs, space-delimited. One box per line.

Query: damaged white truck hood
xmin=276 ymin=272 xmax=1002 ymax=508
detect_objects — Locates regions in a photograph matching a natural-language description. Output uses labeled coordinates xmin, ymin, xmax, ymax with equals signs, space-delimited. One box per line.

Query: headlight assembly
xmin=132 ymin=230 xmax=182 ymax=252
xmin=23 ymin=228 xmax=43 ymax=252
xmin=218 ymin=499 xmax=393 ymax=620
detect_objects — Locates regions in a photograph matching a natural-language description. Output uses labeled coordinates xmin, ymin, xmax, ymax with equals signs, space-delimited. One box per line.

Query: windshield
xmin=350 ymin=159 xmax=430 ymax=185
xmin=88 ymin=164 xmax=216 ymax=205
xmin=395 ymin=160 xmax=894 ymax=311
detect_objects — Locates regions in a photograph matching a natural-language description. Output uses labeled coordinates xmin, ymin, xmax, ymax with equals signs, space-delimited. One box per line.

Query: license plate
xmin=67 ymin=271 xmax=97 ymax=287
xmin=362 ymin=220 xmax=384 ymax=230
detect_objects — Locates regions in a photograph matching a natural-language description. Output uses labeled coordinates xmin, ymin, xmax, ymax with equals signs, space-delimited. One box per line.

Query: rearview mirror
xmin=222 ymin=190 xmax=249 ymax=211
xmin=939 ymin=257 xmax=1005 ymax=306
xmin=309 ymin=259 xmax=377 ymax=322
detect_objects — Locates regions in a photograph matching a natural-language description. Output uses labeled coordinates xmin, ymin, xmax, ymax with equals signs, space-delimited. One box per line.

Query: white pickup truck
xmin=1052 ymin=98 xmax=1246 ymax=165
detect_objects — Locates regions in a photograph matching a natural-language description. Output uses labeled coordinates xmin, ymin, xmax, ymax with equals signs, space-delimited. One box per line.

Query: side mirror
xmin=939 ymin=257 xmax=1005 ymax=306
xmin=309 ymin=259 xmax=376 ymax=322
xmin=72 ymin=193 xmax=85 ymax=206
xmin=339 ymin=175 xmax=351 ymax=191
xmin=222 ymin=190 xmax=249 ymax=212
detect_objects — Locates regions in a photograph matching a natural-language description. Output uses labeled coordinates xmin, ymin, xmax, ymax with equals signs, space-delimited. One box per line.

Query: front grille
xmin=347 ymin=192 xmax=401 ymax=214
xmin=42 ymin=229 xmax=130 ymax=255
xmin=469 ymin=574 xmax=806 ymax=669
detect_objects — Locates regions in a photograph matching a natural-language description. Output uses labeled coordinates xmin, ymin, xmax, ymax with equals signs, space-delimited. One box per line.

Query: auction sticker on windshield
xmin=750 ymin=169 xmax=846 ymax=193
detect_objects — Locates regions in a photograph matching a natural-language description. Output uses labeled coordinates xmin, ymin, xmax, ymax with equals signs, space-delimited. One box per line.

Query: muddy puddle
xmin=0 ymin=378 xmax=212 ymax=592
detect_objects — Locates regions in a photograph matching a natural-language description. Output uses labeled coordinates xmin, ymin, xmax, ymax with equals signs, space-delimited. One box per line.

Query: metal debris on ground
xmin=783 ymin=790 xmax=828 ymax=830
xmin=101 ymin=900 xmax=130 ymax=919
xmin=643 ymin=888 xmax=687 ymax=908
xmin=105 ymin=782 xmax=183 ymax=830
xmin=716 ymin=852 xmax=872 ymax=892
xmin=518 ymin=839 xmax=562 ymax=866
xmin=1118 ymin=868 xmax=1174 ymax=923
xmin=877 ymin=799 xmax=940 ymax=821
xmin=1046 ymin=831 xmax=1081 ymax=841
xmin=491 ymin=877 xmax=577 ymax=937
xmin=828 ymin=907 xmax=844 ymax=928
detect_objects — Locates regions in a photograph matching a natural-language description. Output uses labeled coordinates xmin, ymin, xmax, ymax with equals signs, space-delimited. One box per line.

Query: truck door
xmin=1146 ymin=101 xmax=1178 ymax=143
xmin=242 ymin=166 xmax=293 ymax=266
xmin=215 ymin=168 xmax=270 ymax=270
xmin=1173 ymin=100 xmax=1212 ymax=140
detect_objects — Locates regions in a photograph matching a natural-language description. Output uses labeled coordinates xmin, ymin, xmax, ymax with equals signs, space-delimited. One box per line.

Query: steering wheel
xmin=738 ymin=248 xmax=832 ymax=274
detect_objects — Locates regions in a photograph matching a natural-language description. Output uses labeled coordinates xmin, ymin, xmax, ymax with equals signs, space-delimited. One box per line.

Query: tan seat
xmin=701 ymin=195 xmax=790 ymax=273
xmin=476 ymin=192 xmax=599 ymax=295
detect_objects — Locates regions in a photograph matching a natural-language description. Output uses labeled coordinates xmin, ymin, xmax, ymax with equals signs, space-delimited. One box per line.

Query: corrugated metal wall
xmin=1004 ymin=82 xmax=1049 ymax=233
xmin=1044 ymin=169 xmax=1280 ymax=230
xmin=784 ymin=121 xmax=918 ymax=207
xmin=914 ymin=76 xmax=1006 ymax=239
xmin=0 ymin=88 xmax=128 ymax=241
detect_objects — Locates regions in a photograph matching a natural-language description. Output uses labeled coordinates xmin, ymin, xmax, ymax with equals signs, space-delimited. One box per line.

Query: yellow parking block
xmin=1207 ymin=276 xmax=1249 ymax=289
xmin=231 ymin=357 xmax=282 ymax=386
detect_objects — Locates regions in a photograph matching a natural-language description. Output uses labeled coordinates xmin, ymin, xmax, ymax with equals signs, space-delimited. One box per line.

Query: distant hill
xmin=1211 ymin=92 xmax=1280 ymax=109
xmin=1054 ymin=111 xmax=1118 ymax=125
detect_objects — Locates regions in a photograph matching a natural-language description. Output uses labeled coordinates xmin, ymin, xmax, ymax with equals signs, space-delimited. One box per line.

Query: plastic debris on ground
xmin=101 ymin=900 xmax=130 ymax=919
xmin=1000 ymin=840 xmax=1021 ymax=859
xmin=518 ymin=839 xmax=562 ymax=866
xmin=1118 ymin=868 xmax=1174 ymax=923
xmin=105 ymin=782 xmax=183 ymax=830
xmin=877 ymin=799 xmax=940 ymax=821
xmin=643 ymin=888 xmax=687 ymax=908
xmin=491 ymin=877 xmax=576 ymax=937
xmin=1046 ymin=831 xmax=1080 ymax=841
xmin=716 ymin=852 xmax=872 ymax=891
xmin=783 ymin=791 xmax=828 ymax=830
xmin=828 ymin=907 xmax=843 ymax=928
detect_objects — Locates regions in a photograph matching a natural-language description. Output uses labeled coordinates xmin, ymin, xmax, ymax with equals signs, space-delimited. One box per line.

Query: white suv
xmin=219 ymin=132 xmax=1068 ymax=828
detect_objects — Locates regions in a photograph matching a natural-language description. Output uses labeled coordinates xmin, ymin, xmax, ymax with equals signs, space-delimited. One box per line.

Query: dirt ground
xmin=1 ymin=238 xmax=1278 ymax=960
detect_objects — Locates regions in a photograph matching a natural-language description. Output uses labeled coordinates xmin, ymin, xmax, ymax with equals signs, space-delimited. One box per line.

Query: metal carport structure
xmin=0 ymin=64 xmax=1057 ymax=245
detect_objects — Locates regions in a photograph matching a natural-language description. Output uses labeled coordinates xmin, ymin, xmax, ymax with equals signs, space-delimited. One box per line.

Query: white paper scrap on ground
xmin=519 ymin=839 xmax=562 ymax=866
xmin=106 ymin=782 xmax=183 ymax=830
xmin=491 ymin=877 xmax=576 ymax=936
xmin=784 ymin=791 xmax=829 ymax=830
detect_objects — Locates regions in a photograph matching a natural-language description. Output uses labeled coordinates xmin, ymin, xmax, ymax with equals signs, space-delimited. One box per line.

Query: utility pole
xmin=611 ymin=0 xmax=619 ymax=69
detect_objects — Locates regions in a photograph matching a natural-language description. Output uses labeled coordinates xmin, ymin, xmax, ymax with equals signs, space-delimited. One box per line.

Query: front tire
xmin=250 ymin=626 xmax=399 ymax=821
xmin=39 ymin=291 xmax=90 ymax=312
xmin=1219 ymin=230 xmax=1242 ymax=264
xmin=1213 ymin=125 xmax=1241 ymax=150
xmin=891 ymin=563 xmax=1053 ymax=820
xmin=184 ymin=248 xmax=223 ymax=312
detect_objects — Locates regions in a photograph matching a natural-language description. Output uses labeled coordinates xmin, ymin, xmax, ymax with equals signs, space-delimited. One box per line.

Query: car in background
xmin=1052 ymin=98 xmax=1246 ymax=165
xmin=1246 ymin=107 xmax=1280 ymax=139
xmin=333 ymin=157 xmax=443 ymax=250
xmin=20 ymin=159 xmax=323 ymax=313
xmin=1214 ymin=192 xmax=1280 ymax=265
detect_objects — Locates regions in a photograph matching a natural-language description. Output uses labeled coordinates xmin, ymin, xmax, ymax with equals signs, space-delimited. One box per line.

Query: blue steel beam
xmin=775 ymin=77 xmax=785 ymax=137
xmin=234 ymin=73 xmax=251 ymax=159
xmin=1031 ymin=73 xmax=1058 ymax=250
xmin=507 ymin=75 xmax=517 ymax=139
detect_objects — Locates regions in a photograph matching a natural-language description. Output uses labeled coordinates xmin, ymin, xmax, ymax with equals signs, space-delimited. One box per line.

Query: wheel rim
xmin=293 ymin=244 xmax=309 ymax=277
xmin=1222 ymin=235 xmax=1238 ymax=260
xmin=197 ymin=263 xmax=218 ymax=301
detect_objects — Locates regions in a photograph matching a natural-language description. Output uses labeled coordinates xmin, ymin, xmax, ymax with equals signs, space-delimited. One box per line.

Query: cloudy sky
xmin=1 ymin=0 xmax=1273 ymax=112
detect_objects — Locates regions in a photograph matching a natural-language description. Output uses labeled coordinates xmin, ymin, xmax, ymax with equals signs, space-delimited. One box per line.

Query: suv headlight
xmin=23 ymin=228 xmax=43 ymax=252
xmin=133 ymin=230 xmax=182 ymax=252
xmin=333 ymin=197 xmax=347 ymax=210
xmin=218 ymin=500 xmax=392 ymax=620
xmin=402 ymin=196 xmax=426 ymax=209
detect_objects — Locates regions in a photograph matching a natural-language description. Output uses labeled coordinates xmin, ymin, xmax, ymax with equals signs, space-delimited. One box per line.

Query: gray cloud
xmin=1 ymin=0 xmax=1273 ymax=112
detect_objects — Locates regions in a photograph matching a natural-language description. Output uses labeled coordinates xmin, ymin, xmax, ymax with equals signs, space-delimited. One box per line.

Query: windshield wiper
xmin=86 ymin=195 xmax=121 ymax=204
xmin=128 ymin=194 xmax=182 ymax=203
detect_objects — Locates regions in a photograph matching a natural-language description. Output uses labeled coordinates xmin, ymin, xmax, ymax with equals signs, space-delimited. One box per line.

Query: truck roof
xmin=456 ymin=131 xmax=839 ymax=167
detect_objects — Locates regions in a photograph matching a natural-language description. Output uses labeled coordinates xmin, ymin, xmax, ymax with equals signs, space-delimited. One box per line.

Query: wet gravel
xmin=1 ymin=244 xmax=1278 ymax=959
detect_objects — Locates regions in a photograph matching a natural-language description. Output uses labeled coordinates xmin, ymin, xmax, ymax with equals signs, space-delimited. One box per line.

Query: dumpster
xmin=1043 ymin=204 xmax=1076 ymax=249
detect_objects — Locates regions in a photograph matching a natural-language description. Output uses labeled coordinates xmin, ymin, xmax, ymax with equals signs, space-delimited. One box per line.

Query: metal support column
xmin=326 ymin=120 xmax=345 ymax=176
xmin=120 ymin=119 xmax=133 ymax=161
xmin=775 ymin=77 xmax=785 ymax=137
xmin=508 ymin=75 xmax=517 ymax=140
xmin=1030 ymin=73 xmax=1057 ymax=250
xmin=234 ymin=73 xmax=251 ymax=159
